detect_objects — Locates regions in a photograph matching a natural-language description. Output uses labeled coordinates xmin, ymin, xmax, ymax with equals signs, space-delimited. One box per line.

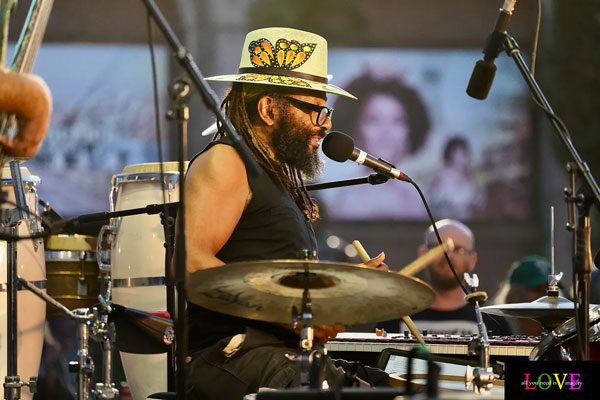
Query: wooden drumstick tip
xmin=352 ymin=240 xmax=370 ymax=262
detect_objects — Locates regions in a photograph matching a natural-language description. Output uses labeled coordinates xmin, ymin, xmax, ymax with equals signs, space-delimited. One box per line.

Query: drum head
xmin=120 ymin=161 xmax=189 ymax=174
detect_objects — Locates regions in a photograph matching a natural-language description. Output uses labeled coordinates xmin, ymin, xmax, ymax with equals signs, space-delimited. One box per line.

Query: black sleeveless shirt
xmin=188 ymin=135 xmax=317 ymax=353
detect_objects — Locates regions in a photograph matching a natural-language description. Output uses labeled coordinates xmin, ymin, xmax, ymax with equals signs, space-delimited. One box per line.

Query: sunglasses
xmin=282 ymin=97 xmax=334 ymax=126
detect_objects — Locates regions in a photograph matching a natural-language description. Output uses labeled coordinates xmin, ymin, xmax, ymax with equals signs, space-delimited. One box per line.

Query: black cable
xmin=409 ymin=180 xmax=470 ymax=295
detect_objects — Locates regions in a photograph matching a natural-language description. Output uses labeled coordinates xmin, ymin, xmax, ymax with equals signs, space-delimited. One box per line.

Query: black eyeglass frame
xmin=426 ymin=244 xmax=476 ymax=256
xmin=282 ymin=96 xmax=334 ymax=126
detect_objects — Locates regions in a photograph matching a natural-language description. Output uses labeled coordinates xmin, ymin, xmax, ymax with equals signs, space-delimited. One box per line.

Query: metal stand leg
xmin=91 ymin=302 xmax=119 ymax=400
xmin=69 ymin=309 xmax=94 ymax=400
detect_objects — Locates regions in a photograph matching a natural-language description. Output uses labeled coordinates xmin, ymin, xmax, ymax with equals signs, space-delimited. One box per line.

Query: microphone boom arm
xmin=305 ymin=173 xmax=389 ymax=191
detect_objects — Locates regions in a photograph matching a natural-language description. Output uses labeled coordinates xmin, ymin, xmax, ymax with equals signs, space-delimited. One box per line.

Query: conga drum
xmin=45 ymin=234 xmax=100 ymax=316
xmin=0 ymin=165 xmax=45 ymax=400
xmin=102 ymin=162 xmax=185 ymax=400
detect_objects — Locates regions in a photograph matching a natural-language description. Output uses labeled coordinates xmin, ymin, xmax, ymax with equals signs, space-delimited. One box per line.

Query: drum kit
xmin=0 ymin=158 xmax=599 ymax=399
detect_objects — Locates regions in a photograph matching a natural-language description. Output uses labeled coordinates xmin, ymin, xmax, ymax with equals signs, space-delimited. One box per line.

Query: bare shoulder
xmin=187 ymin=143 xmax=247 ymax=185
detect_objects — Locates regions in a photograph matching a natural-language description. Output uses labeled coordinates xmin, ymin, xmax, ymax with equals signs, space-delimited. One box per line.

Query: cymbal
xmin=480 ymin=296 xmax=599 ymax=328
xmin=186 ymin=259 xmax=435 ymax=325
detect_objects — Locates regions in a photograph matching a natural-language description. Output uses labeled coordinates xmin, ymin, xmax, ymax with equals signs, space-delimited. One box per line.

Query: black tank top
xmin=188 ymin=135 xmax=317 ymax=352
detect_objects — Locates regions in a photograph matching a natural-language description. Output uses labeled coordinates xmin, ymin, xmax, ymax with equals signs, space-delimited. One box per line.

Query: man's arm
xmin=185 ymin=143 xmax=250 ymax=272
xmin=0 ymin=70 xmax=52 ymax=157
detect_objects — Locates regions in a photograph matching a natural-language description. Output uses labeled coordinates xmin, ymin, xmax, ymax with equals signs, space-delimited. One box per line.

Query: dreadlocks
xmin=214 ymin=83 xmax=319 ymax=221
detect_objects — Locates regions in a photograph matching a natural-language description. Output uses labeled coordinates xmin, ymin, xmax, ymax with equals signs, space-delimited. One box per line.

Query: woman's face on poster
xmin=358 ymin=93 xmax=410 ymax=162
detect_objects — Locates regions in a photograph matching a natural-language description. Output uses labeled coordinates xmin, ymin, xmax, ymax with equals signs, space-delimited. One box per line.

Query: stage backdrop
xmin=315 ymin=48 xmax=533 ymax=222
xmin=21 ymin=43 xmax=170 ymax=217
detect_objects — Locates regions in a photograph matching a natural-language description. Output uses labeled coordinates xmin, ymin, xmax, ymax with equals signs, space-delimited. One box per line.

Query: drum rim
xmin=112 ymin=276 xmax=165 ymax=288
xmin=45 ymin=250 xmax=97 ymax=261
xmin=1 ymin=176 xmax=41 ymax=185
xmin=112 ymin=171 xmax=181 ymax=186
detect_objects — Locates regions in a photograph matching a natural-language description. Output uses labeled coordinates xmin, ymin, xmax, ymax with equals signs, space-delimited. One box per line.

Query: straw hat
xmin=206 ymin=27 xmax=356 ymax=99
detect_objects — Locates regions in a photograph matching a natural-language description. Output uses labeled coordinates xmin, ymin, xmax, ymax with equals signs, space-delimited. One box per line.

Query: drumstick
xmin=352 ymin=240 xmax=427 ymax=347
xmin=398 ymin=238 xmax=455 ymax=277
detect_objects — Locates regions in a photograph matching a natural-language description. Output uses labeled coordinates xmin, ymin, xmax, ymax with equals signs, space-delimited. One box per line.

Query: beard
xmin=429 ymin=269 xmax=462 ymax=291
xmin=270 ymin=112 xmax=323 ymax=181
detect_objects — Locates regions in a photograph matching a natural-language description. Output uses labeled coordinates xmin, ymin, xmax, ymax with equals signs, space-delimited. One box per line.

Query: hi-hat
xmin=187 ymin=259 xmax=435 ymax=325
xmin=481 ymin=295 xmax=598 ymax=329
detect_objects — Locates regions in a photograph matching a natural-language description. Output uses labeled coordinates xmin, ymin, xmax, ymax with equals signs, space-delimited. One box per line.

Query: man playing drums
xmin=184 ymin=27 xmax=386 ymax=399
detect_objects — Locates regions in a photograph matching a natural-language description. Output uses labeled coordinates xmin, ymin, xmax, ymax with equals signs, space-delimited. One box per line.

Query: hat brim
xmin=206 ymin=73 xmax=357 ymax=99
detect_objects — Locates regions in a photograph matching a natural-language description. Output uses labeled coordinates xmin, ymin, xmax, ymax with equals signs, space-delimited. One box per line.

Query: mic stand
xmin=498 ymin=32 xmax=600 ymax=360
xmin=160 ymin=208 xmax=177 ymax=393
xmin=139 ymin=0 xmax=260 ymax=178
xmin=305 ymin=173 xmax=389 ymax=191
xmin=167 ymin=76 xmax=190 ymax=400
xmin=56 ymin=203 xmax=178 ymax=233
xmin=565 ymin=162 xmax=594 ymax=359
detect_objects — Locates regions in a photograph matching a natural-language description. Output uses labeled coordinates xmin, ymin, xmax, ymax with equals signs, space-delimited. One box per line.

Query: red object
xmin=148 ymin=310 xmax=171 ymax=319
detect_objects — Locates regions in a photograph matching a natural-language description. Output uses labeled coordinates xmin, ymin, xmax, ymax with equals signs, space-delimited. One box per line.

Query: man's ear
xmin=257 ymin=95 xmax=276 ymax=126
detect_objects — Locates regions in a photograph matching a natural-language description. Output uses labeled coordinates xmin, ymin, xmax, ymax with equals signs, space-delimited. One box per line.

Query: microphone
xmin=466 ymin=0 xmax=518 ymax=100
xmin=321 ymin=131 xmax=413 ymax=183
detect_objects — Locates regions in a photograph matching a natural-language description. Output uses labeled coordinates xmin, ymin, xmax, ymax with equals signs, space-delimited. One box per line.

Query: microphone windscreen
xmin=321 ymin=131 xmax=355 ymax=162
xmin=466 ymin=59 xmax=497 ymax=100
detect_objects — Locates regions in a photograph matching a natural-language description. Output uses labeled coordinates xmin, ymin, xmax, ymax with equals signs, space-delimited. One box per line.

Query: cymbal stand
xmin=463 ymin=273 xmax=495 ymax=394
xmin=17 ymin=276 xmax=120 ymax=400
xmin=90 ymin=290 xmax=119 ymax=399
xmin=69 ymin=308 xmax=95 ymax=400
xmin=547 ymin=206 xmax=564 ymax=299
xmin=292 ymin=288 xmax=320 ymax=388
xmin=16 ymin=277 xmax=94 ymax=400
xmin=564 ymin=161 xmax=594 ymax=360
xmin=289 ymin=254 xmax=331 ymax=389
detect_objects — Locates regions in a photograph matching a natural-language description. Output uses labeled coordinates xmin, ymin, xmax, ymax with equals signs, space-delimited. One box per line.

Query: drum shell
xmin=0 ymin=222 xmax=46 ymax=400
xmin=109 ymin=164 xmax=183 ymax=400
xmin=45 ymin=249 xmax=99 ymax=316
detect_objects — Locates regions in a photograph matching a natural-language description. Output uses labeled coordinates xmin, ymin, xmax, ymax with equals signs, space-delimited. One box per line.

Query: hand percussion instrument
xmin=100 ymin=162 xmax=185 ymax=400
xmin=0 ymin=165 xmax=45 ymax=400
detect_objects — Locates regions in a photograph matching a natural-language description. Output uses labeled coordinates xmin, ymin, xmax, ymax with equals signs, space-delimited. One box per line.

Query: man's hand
xmin=312 ymin=324 xmax=345 ymax=345
xmin=361 ymin=252 xmax=389 ymax=271
xmin=280 ymin=323 xmax=346 ymax=345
